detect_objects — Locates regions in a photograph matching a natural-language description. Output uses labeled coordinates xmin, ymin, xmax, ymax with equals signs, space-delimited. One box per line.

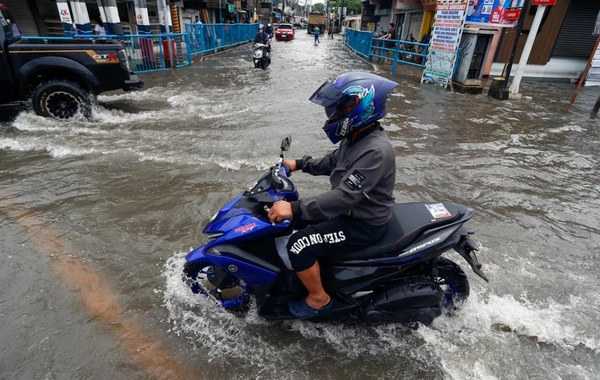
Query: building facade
xmin=2 ymin=0 xmax=260 ymax=38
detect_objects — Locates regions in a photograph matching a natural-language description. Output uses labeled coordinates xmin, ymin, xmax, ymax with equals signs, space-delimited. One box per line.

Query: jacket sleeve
xmin=291 ymin=147 xmax=386 ymax=221
xmin=299 ymin=150 xmax=338 ymax=176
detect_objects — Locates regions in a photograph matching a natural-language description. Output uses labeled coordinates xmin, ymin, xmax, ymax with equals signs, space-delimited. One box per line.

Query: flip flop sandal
xmin=288 ymin=298 xmax=333 ymax=320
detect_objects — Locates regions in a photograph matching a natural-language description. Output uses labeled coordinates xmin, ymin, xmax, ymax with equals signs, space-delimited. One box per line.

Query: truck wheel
xmin=32 ymin=80 xmax=92 ymax=120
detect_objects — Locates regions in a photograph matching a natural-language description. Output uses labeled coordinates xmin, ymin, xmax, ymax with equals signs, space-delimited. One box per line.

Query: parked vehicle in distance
xmin=0 ymin=4 xmax=143 ymax=120
xmin=307 ymin=12 xmax=326 ymax=34
xmin=275 ymin=24 xmax=294 ymax=41
xmin=341 ymin=15 xmax=362 ymax=34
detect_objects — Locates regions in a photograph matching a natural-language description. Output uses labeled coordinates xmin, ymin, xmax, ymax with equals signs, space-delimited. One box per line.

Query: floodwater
xmin=1 ymin=31 xmax=599 ymax=380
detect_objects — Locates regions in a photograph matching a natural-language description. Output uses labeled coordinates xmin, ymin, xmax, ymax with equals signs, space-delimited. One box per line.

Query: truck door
xmin=0 ymin=6 xmax=17 ymax=102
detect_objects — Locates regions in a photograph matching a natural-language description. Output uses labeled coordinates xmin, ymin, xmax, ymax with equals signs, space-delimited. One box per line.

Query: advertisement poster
xmin=465 ymin=0 xmax=525 ymax=27
xmin=421 ymin=0 xmax=468 ymax=87
xmin=57 ymin=2 xmax=73 ymax=24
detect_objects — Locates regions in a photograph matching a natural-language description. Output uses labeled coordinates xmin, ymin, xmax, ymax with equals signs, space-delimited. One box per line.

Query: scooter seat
xmin=329 ymin=202 xmax=461 ymax=262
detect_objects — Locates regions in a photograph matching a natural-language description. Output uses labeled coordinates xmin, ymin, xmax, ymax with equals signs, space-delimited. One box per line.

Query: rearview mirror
xmin=280 ymin=136 xmax=292 ymax=152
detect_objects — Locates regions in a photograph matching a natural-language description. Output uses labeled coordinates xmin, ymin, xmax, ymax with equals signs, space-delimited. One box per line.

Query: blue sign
xmin=465 ymin=0 xmax=524 ymax=26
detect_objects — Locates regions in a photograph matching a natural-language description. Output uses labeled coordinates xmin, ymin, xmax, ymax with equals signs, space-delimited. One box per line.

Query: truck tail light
xmin=117 ymin=49 xmax=131 ymax=72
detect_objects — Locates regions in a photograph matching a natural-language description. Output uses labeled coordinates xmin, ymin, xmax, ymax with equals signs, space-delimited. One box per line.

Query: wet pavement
xmin=1 ymin=31 xmax=599 ymax=380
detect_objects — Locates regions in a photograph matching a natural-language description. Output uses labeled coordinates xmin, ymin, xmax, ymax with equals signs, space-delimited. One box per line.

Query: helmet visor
xmin=325 ymin=105 xmax=346 ymax=120
xmin=309 ymin=81 xmax=343 ymax=108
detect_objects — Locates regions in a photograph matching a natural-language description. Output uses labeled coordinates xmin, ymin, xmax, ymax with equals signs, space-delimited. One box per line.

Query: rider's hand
xmin=268 ymin=201 xmax=292 ymax=223
xmin=282 ymin=159 xmax=297 ymax=172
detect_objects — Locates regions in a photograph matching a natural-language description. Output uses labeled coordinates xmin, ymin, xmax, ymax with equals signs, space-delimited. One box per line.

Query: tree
xmin=325 ymin=0 xmax=361 ymax=17
xmin=312 ymin=3 xmax=324 ymax=13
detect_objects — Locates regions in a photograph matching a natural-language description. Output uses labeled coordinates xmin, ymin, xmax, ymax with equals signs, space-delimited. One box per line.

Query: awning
xmin=238 ymin=10 xmax=247 ymax=13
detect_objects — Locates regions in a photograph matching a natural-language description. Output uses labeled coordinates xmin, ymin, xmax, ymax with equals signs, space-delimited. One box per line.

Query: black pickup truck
xmin=0 ymin=4 xmax=143 ymax=120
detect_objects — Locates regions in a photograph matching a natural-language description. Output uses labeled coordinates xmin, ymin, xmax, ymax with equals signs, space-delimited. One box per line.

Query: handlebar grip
xmin=282 ymin=164 xmax=292 ymax=177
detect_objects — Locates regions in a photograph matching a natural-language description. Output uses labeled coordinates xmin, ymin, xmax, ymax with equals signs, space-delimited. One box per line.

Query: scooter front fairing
xmin=200 ymin=165 xmax=298 ymax=248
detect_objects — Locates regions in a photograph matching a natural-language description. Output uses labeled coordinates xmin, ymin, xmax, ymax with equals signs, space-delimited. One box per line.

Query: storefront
xmin=488 ymin=0 xmax=600 ymax=79
xmin=1 ymin=0 xmax=41 ymax=36
xmin=393 ymin=0 xmax=423 ymax=41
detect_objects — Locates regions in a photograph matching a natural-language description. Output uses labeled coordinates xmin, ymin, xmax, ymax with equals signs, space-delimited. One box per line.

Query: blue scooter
xmin=183 ymin=136 xmax=488 ymax=325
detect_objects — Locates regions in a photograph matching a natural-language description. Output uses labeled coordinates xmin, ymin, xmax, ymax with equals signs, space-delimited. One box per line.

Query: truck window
xmin=0 ymin=6 xmax=21 ymax=41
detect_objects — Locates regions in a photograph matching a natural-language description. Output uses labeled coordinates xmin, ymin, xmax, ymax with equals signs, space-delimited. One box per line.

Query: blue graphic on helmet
xmin=309 ymin=72 xmax=398 ymax=144
xmin=340 ymin=85 xmax=375 ymax=135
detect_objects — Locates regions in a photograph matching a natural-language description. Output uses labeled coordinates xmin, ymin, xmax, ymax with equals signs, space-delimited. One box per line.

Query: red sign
xmin=532 ymin=0 xmax=556 ymax=5
xmin=421 ymin=0 xmax=437 ymax=11
xmin=504 ymin=9 xmax=522 ymax=20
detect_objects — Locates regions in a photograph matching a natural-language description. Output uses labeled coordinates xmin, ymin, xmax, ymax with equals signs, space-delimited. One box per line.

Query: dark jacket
xmin=290 ymin=124 xmax=396 ymax=226
xmin=253 ymin=31 xmax=269 ymax=45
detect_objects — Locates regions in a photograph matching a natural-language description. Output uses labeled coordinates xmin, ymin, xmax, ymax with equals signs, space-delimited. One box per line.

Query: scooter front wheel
xmin=183 ymin=261 xmax=250 ymax=310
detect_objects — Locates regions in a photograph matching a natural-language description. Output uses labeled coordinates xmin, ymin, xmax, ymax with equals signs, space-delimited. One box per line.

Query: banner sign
xmin=421 ymin=0 xmax=469 ymax=87
xmin=503 ymin=8 xmax=521 ymax=20
xmin=57 ymin=2 xmax=73 ymax=24
xmin=465 ymin=0 xmax=524 ymax=27
xmin=532 ymin=0 xmax=555 ymax=5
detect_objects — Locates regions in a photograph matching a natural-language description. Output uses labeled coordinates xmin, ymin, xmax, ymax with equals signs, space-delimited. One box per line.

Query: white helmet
xmin=259 ymin=24 xmax=264 ymax=29
xmin=268 ymin=23 xmax=271 ymax=27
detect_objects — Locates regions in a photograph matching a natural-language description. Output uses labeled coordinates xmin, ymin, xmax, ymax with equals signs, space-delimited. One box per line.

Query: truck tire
xmin=32 ymin=80 xmax=93 ymax=120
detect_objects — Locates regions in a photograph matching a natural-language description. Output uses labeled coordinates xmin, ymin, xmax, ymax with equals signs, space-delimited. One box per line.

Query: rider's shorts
xmin=286 ymin=215 xmax=386 ymax=271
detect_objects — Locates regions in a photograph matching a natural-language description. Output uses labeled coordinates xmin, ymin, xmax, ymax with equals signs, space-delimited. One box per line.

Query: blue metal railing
xmin=21 ymin=33 xmax=192 ymax=73
xmin=20 ymin=23 xmax=258 ymax=73
xmin=186 ymin=23 xmax=257 ymax=56
xmin=343 ymin=29 xmax=372 ymax=60
xmin=343 ymin=29 xmax=429 ymax=74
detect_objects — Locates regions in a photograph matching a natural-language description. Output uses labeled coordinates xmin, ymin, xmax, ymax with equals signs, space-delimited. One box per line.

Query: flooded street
xmin=1 ymin=31 xmax=599 ymax=380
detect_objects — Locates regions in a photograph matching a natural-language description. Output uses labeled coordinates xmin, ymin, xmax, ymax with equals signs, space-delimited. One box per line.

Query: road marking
xmin=0 ymin=195 xmax=198 ymax=380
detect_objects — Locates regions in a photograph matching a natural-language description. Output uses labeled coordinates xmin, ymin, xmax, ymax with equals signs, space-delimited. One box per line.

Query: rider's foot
xmin=288 ymin=297 xmax=333 ymax=319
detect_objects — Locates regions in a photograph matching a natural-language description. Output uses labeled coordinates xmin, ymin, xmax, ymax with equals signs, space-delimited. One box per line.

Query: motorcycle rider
xmin=253 ymin=24 xmax=271 ymax=53
xmin=253 ymin=24 xmax=269 ymax=45
xmin=265 ymin=23 xmax=273 ymax=37
xmin=267 ymin=72 xmax=398 ymax=319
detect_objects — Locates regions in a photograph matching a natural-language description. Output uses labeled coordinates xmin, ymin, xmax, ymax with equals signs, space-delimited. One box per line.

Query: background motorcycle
xmin=253 ymin=43 xmax=271 ymax=70
xmin=399 ymin=33 xmax=417 ymax=63
xmin=183 ymin=137 xmax=488 ymax=326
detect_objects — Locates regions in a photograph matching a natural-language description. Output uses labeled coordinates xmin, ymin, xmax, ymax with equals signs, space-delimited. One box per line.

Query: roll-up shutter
xmin=1 ymin=0 xmax=39 ymax=36
xmin=552 ymin=0 xmax=599 ymax=58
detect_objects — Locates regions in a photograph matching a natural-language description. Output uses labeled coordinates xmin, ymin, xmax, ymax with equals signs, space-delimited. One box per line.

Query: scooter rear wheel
xmin=183 ymin=261 xmax=250 ymax=310
xmin=428 ymin=258 xmax=470 ymax=313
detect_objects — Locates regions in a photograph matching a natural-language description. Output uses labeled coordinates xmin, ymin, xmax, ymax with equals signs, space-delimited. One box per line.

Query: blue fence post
xmin=186 ymin=32 xmax=192 ymax=63
xmin=391 ymin=40 xmax=400 ymax=74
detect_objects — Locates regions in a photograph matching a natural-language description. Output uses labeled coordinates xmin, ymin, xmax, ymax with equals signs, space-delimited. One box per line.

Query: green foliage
xmin=326 ymin=0 xmax=362 ymax=16
xmin=312 ymin=3 xmax=325 ymax=13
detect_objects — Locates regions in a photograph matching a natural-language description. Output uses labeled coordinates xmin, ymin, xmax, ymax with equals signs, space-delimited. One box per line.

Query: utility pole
xmin=509 ymin=4 xmax=547 ymax=97
xmin=501 ymin=0 xmax=529 ymax=98
xmin=488 ymin=0 xmax=529 ymax=100
xmin=338 ymin=0 xmax=344 ymax=32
